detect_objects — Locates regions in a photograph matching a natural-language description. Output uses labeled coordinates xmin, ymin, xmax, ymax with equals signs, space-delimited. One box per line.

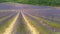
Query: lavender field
xmin=0 ymin=2 xmax=60 ymax=34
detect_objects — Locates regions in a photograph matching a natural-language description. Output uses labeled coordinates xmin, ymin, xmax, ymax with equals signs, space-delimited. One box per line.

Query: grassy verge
xmin=0 ymin=0 xmax=60 ymax=6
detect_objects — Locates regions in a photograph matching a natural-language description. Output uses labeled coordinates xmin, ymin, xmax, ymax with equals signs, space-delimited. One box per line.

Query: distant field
xmin=0 ymin=0 xmax=60 ymax=6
